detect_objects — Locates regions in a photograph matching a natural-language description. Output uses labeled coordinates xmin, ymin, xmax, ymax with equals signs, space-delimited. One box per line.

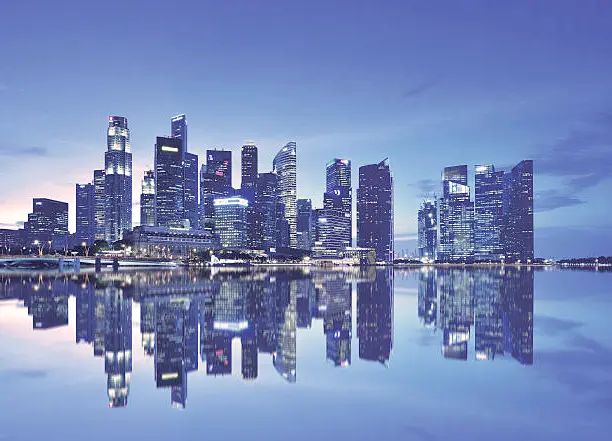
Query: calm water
xmin=0 ymin=266 xmax=610 ymax=440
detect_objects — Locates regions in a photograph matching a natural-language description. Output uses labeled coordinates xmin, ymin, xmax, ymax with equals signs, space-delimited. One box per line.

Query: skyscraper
xmin=255 ymin=172 xmax=279 ymax=251
xmin=417 ymin=200 xmax=437 ymax=260
xmin=200 ymin=150 xmax=232 ymax=233
xmin=213 ymin=197 xmax=249 ymax=249
xmin=502 ymin=160 xmax=534 ymax=262
xmin=183 ymin=152 xmax=199 ymax=229
xmin=296 ymin=198 xmax=313 ymax=251
xmin=140 ymin=170 xmax=155 ymax=227
xmin=76 ymin=183 xmax=95 ymax=246
xmin=241 ymin=144 xmax=258 ymax=191
xmin=357 ymin=159 xmax=393 ymax=263
xmin=313 ymin=208 xmax=351 ymax=258
xmin=170 ymin=114 xmax=187 ymax=150
xmin=104 ymin=116 xmax=132 ymax=243
xmin=474 ymin=165 xmax=504 ymax=261
xmin=155 ymin=136 xmax=185 ymax=228
xmin=26 ymin=198 xmax=69 ymax=248
xmin=93 ymin=169 xmax=105 ymax=242
xmin=325 ymin=158 xmax=352 ymax=245
xmin=438 ymin=165 xmax=474 ymax=262
xmin=273 ymin=142 xmax=297 ymax=248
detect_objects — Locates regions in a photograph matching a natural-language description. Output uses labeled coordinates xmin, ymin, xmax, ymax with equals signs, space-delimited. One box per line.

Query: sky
xmin=1 ymin=0 xmax=612 ymax=258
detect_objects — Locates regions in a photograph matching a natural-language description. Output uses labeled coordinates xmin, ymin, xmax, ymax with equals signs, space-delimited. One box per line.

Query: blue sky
xmin=1 ymin=0 xmax=612 ymax=258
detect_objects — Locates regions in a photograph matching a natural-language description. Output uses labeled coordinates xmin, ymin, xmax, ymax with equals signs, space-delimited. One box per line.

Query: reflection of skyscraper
xmin=105 ymin=116 xmax=132 ymax=243
xmin=273 ymin=142 xmax=297 ymax=248
xmin=357 ymin=159 xmax=393 ymax=263
xmin=104 ymin=286 xmax=132 ymax=408
xmin=76 ymin=282 xmax=95 ymax=343
xmin=474 ymin=269 xmax=503 ymax=360
xmin=502 ymin=268 xmax=534 ymax=365
xmin=319 ymin=276 xmax=351 ymax=367
xmin=241 ymin=331 xmax=258 ymax=380
xmin=357 ymin=269 xmax=393 ymax=364
xmin=273 ymin=277 xmax=297 ymax=382
xmin=439 ymin=165 xmax=474 ymax=262
xmin=417 ymin=268 xmax=437 ymax=326
xmin=502 ymin=160 xmax=534 ymax=263
xmin=474 ymin=165 xmax=504 ymax=261
xmin=31 ymin=279 xmax=69 ymax=329
xmin=438 ymin=268 xmax=474 ymax=360
xmin=140 ymin=299 xmax=155 ymax=356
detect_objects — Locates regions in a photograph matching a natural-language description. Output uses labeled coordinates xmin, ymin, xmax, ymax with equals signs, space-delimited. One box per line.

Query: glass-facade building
xmin=273 ymin=142 xmax=297 ymax=248
xmin=140 ymin=170 xmax=155 ymax=227
xmin=474 ymin=165 xmax=504 ymax=261
xmin=213 ymin=197 xmax=249 ymax=249
xmin=241 ymin=144 xmax=258 ymax=191
xmin=325 ymin=158 xmax=352 ymax=245
xmin=155 ymin=136 xmax=185 ymax=228
xmin=26 ymin=198 xmax=69 ymax=248
xmin=417 ymin=200 xmax=437 ymax=260
xmin=183 ymin=152 xmax=199 ymax=229
xmin=93 ymin=169 xmax=106 ymax=242
xmin=200 ymin=150 xmax=232 ymax=233
xmin=357 ymin=159 xmax=393 ymax=263
xmin=502 ymin=160 xmax=534 ymax=262
xmin=255 ymin=172 xmax=279 ymax=252
xmin=438 ymin=165 xmax=474 ymax=262
xmin=313 ymin=208 xmax=351 ymax=258
xmin=76 ymin=183 xmax=95 ymax=246
xmin=296 ymin=198 xmax=313 ymax=251
xmin=104 ymin=116 xmax=132 ymax=243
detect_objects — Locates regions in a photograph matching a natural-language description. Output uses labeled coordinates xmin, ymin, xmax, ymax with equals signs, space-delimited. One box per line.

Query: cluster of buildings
xmin=417 ymin=161 xmax=534 ymax=263
xmin=0 ymin=114 xmax=394 ymax=263
xmin=0 ymin=267 xmax=393 ymax=408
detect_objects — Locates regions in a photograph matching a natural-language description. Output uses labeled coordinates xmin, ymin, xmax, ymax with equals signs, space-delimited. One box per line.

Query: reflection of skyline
xmin=417 ymin=267 xmax=534 ymax=365
xmin=0 ymin=267 xmax=395 ymax=407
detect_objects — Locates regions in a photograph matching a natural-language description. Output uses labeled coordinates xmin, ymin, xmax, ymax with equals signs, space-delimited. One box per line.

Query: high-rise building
xmin=255 ymin=172 xmax=279 ymax=252
xmin=104 ymin=116 xmax=132 ymax=243
xmin=326 ymin=158 xmax=352 ymax=245
xmin=76 ymin=183 xmax=95 ymax=246
xmin=502 ymin=160 xmax=534 ymax=262
xmin=140 ymin=170 xmax=155 ymax=227
xmin=241 ymin=144 xmax=258 ymax=191
xmin=438 ymin=165 xmax=474 ymax=262
xmin=417 ymin=200 xmax=437 ymax=260
xmin=170 ymin=114 xmax=187 ymax=151
xmin=312 ymin=208 xmax=351 ymax=258
xmin=155 ymin=136 xmax=185 ymax=228
xmin=273 ymin=142 xmax=297 ymax=248
xmin=474 ymin=165 xmax=504 ymax=261
xmin=213 ymin=197 xmax=249 ymax=249
xmin=183 ymin=152 xmax=199 ymax=229
xmin=357 ymin=159 xmax=393 ymax=263
xmin=200 ymin=150 xmax=232 ymax=233
xmin=26 ymin=198 xmax=69 ymax=248
xmin=296 ymin=199 xmax=313 ymax=251
xmin=93 ymin=169 xmax=106 ymax=242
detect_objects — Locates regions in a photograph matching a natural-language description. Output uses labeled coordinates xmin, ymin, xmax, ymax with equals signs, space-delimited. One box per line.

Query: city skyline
xmin=2 ymin=2 xmax=612 ymax=258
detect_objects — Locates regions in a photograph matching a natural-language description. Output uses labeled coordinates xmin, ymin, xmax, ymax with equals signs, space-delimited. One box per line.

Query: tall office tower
xmin=273 ymin=142 xmax=297 ymax=248
xmin=155 ymin=136 xmax=185 ymax=228
xmin=26 ymin=198 xmax=69 ymax=248
xmin=241 ymin=144 xmax=258 ymax=190
xmin=325 ymin=158 xmax=352 ymax=244
xmin=502 ymin=160 xmax=534 ymax=263
xmin=171 ymin=114 xmax=187 ymax=150
xmin=76 ymin=183 xmax=95 ymax=246
xmin=140 ymin=170 xmax=155 ymax=227
xmin=438 ymin=165 xmax=474 ymax=262
xmin=357 ymin=159 xmax=394 ymax=263
xmin=357 ymin=268 xmax=393 ymax=364
xmin=200 ymin=150 xmax=232 ymax=233
xmin=313 ymin=208 xmax=351 ymax=257
xmin=241 ymin=144 xmax=258 ymax=248
xmin=255 ymin=172 xmax=279 ymax=251
xmin=104 ymin=116 xmax=132 ymax=243
xmin=213 ymin=197 xmax=249 ymax=249
xmin=417 ymin=200 xmax=437 ymax=260
xmin=93 ymin=170 xmax=106 ymax=241
xmin=474 ymin=165 xmax=504 ymax=261
xmin=104 ymin=286 xmax=132 ymax=408
xmin=296 ymin=199 xmax=313 ymax=250
xmin=183 ymin=152 xmax=199 ymax=229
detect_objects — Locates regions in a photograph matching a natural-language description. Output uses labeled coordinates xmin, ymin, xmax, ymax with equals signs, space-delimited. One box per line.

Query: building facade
xmin=273 ymin=142 xmax=297 ymax=248
xmin=417 ymin=200 xmax=437 ymax=260
xmin=200 ymin=150 xmax=232 ymax=233
xmin=296 ymin=198 xmax=313 ymax=251
xmin=213 ymin=197 xmax=249 ymax=249
xmin=255 ymin=172 xmax=279 ymax=252
xmin=93 ymin=169 xmax=106 ymax=242
xmin=26 ymin=198 xmax=69 ymax=249
xmin=312 ymin=208 xmax=352 ymax=258
xmin=155 ymin=136 xmax=185 ymax=228
xmin=325 ymin=159 xmax=352 ymax=245
xmin=357 ymin=159 xmax=393 ymax=263
xmin=104 ymin=116 xmax=132 ymax=243
xmin=140 ymin=170 xmax=155 ymax=227
xmin=76 ymin=183 xmax=95 ymax=246
xmin=474 ymin=165 xmax=504 ymax=261
xmin=502 ymin=160 xmax=534 ymax=262
xmin=183 ymin=152 xmax=199 ymax=229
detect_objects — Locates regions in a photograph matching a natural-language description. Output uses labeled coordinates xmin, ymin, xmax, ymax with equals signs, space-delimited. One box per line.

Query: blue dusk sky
xmin=1 ymin=0 xmax=612 ymax=258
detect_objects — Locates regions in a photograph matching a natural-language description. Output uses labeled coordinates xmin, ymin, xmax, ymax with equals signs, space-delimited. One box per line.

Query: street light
xmin=81 ymin=241 xmax=90 ymax=257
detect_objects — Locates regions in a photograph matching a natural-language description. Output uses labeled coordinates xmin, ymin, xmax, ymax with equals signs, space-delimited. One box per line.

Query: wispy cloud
xmin=535 ymin=189 xmax=585 ymax=212
xmin=0 ymin=146 xmax=49 ymax=157
xmin=402 ymin=78 xmax=439 ymax=100
xmin=409 ymin=179 xmax=439 ymax=197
